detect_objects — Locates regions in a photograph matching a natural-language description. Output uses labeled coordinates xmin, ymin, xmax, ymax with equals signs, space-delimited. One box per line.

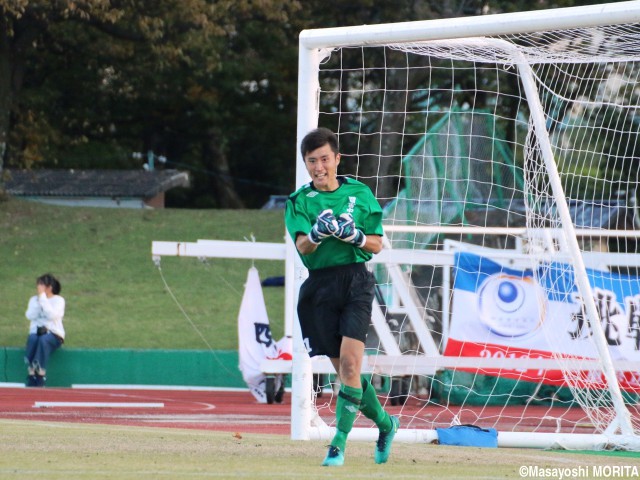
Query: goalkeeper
xmin=285 ymin=127 xmax=399 ymax=467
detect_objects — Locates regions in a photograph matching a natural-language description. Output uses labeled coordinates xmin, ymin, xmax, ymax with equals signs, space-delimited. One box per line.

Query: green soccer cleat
xmin=374 ymin=415 xmax=399 ymax=464
xmin=321 ymin=445 xmax=344 ymax=467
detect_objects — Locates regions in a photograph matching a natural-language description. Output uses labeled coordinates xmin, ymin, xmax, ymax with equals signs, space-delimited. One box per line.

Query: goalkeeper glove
xmin=334 ymin=213 xmax=367 ymax=248
xmin=308 ymin=209 xmax=339 ymax=245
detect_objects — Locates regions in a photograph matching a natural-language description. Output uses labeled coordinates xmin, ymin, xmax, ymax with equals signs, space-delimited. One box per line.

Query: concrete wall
xmin=0 ymin=347 xmax=244 ymax=388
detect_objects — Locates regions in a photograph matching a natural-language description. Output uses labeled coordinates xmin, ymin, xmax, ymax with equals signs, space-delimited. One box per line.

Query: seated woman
xmin=24 ymin=273 xmax=66 ymax=387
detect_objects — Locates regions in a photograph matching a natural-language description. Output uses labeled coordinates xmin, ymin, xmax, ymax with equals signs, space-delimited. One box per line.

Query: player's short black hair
xmin=37 ymin=273 xmax=61 ymax=295
xmin=300 ymin=127 xmax=339 ymax=159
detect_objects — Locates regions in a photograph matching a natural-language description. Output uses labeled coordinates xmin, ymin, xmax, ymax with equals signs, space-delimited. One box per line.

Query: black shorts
xmin=297 ymin=263 xmax=375 ymax=358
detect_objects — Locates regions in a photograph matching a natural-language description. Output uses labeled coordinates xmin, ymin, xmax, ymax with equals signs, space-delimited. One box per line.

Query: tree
xmin=0 ymin=0 xmax=607 ymax=207
xmin=0 ymin=0 xmax=302 ymax=207
xmin=306 ymin=0 xmax=616 ymax=202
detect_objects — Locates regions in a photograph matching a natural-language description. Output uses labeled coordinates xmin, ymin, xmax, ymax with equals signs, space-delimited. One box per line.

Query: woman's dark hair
xmin=300 ymin=127 xmax=339 ymax=158
xmin=37 ymin=273 xmax=61 ymax=295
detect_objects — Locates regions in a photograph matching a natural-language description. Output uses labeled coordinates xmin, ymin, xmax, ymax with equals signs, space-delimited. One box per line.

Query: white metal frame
xmin=152 ymin=231 xmax=640 ymax=448
xmin=150 ymin=1 xmax=640 ymax=450
xmin=293 ymin=0 xmax=640 ymax=448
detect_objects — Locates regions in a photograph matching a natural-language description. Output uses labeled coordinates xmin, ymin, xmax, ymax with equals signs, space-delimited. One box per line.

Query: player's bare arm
xmin=296 ymin=233 xmax=382 ymax=256
xmin=361 ymin=234 xmax=382 ymax=254
xmin=296 ymin=233 xmax=319 ymax=255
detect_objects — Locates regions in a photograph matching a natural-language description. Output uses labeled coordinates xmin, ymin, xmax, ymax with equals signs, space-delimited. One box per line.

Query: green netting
xmin=432 ymin=369 xmax=577 ymax=407
xmin=383 ymin=109 xmax=525 ymax=249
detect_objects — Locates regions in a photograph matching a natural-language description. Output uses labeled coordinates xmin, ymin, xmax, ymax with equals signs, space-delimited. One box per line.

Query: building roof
xmin=386 ymin=196 xmax=640 ymax=233
xmin=4 ymin=169 xmax=190 ymax=198
xmin=508 ymin=198 xmax=638 ymax=230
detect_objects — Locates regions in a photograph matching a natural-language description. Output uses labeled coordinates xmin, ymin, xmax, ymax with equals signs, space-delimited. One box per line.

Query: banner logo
xmin=477 ymin=274 xmax=546 ymax=338
xmin=254 ymin=323 xmax=274 ymax=347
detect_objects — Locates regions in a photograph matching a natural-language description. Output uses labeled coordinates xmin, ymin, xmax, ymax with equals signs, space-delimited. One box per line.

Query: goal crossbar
xmin=299 ymin=1 xmax=640 ymax=49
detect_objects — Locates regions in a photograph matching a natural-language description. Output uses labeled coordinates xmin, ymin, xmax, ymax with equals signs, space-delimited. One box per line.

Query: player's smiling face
xmin=304 ymin=143 xmax=341 ymax=192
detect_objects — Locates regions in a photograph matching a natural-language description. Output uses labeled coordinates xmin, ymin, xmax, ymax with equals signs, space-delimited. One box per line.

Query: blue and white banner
xmin=445 ymin=252 xmax=640 ymax=389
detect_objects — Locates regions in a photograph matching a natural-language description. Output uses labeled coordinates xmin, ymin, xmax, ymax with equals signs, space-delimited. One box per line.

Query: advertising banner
xmin=445 ymin=252 xmax=640 ymax=390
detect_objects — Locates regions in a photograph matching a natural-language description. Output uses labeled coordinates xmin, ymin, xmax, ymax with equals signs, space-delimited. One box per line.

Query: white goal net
xmin=291 ymin=2 xmax=640 ymax=450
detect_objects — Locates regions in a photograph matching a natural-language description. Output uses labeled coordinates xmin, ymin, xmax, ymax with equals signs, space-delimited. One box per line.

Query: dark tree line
xmin=0 ymin=0 xmax=605 ymax=208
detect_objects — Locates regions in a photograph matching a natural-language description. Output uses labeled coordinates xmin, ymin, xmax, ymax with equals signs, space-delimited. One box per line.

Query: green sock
xmin=359 ymin=378 xmax=392 ymax=433
xmin=331 ymin=384 xmax=363 ymax=451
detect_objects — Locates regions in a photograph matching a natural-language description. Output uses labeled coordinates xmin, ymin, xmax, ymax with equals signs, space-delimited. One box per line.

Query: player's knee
xmin=339 ymin=356 xmax=360 ymax=382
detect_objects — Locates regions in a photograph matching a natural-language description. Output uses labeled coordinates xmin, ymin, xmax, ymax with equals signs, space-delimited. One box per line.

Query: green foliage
xmin=0 ymin=199 xmax=286 ymax=349
xmin=1 ymin=0 xmax=304 ymax=207
xmin=0 ymin=0 xmax=609 ymax=207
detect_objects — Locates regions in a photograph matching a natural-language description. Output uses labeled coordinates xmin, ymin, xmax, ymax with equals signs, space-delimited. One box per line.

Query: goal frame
xmin=291 ymin=1 xmax=640 ymax=448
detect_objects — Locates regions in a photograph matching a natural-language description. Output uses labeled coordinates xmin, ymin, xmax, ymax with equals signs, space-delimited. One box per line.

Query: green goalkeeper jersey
xmin=285 ymin=176 xmax=384 ymax=270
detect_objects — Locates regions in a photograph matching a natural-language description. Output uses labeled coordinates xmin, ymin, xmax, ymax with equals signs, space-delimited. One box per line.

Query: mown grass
xmin=0 ymin=198 xmax=286 ymax=350
xmin=0 ymin=419 xmax=636 ymax=480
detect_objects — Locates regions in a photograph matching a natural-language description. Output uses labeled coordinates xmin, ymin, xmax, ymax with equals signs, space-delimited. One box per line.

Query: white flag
xmin=237 ymin=267 xmax=279 ymax=403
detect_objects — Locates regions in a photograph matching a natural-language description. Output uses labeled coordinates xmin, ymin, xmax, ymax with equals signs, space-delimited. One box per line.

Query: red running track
xmin=0 ymin=387 xmax=595 ymax=435
xmin=0 ymin=387 xmax=292 ymax=435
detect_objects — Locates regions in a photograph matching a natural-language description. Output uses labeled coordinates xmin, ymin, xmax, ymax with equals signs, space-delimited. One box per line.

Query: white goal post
xmin=292 ymin=1 xmax=640 ymax=450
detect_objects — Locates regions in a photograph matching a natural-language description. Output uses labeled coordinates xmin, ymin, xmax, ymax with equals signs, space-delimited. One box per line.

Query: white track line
xmin=33 ymin=402 xmax=165 ymax=408
xmin=71 ymin=384 xmax=250 ymax=391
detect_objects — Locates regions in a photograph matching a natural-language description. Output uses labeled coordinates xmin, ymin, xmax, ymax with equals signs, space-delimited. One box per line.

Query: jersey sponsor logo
xmin=347 ymin=196 xmax=357 ymax=214
xmin=306 ymin=191 xmax=319 ymax=198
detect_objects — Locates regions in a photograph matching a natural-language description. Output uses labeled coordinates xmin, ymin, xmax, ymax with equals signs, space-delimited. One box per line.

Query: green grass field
xmin=1 ymin=419 xmax=638 ymax=479
xmin=0 ymin=198 xmax=286 ymax=350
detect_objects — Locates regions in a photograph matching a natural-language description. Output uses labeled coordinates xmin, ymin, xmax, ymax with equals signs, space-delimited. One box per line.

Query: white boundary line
xmin=70 ymin=384 xmax=251 ymax=391
xmin=0 ymin=382 xmax=292 ymax=393
xmin=33 ymin=402 xmax=165 ymax=408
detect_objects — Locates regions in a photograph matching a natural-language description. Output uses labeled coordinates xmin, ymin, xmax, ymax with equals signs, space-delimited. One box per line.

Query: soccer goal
xmin=291 ymin=1 xmax=640 ymax=450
